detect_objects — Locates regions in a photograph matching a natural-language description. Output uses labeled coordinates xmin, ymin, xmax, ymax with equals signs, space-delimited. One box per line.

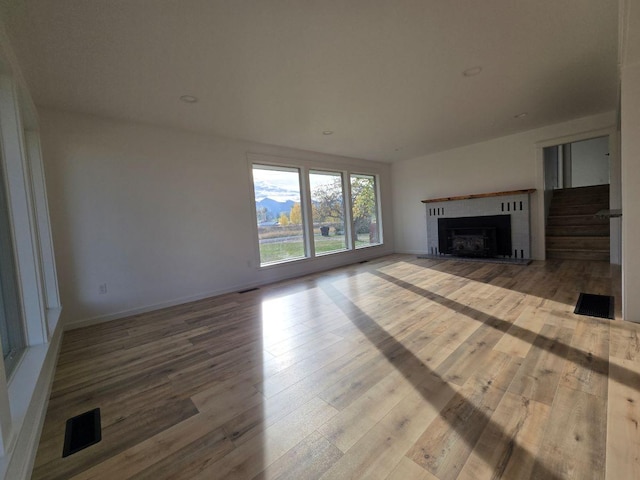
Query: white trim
xmin=0 ymin=76 xmax=46 ymax=346
xmin=24 ymin=132 xmax=60 ymax=316
xmin=395 ymin=249 xmax=429 ymax=255
xmin=300 ymin=166 xmax=315 ymax=259
xmin=608 ymin=131 xmax=622 ymax=265
xmin=535 ymin=127 xmax=615 ymax=149
xmin=247 ymin=151 xmax=388 ymax=176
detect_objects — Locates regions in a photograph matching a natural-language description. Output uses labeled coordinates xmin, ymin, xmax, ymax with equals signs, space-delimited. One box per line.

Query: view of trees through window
xmin=351 ymin=174 xmax=380 ymax=248
xmin=310 ymin=171 xmax=347 ymax=255
xmin=252 ymin=164 xmax=381 ymax=266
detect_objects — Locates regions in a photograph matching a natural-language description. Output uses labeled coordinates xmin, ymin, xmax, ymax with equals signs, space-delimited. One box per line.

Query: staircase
xmin=546 ymin=184 xmax=610 ymax=261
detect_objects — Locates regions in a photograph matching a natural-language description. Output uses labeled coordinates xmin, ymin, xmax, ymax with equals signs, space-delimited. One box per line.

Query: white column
xmin=621 ymin=0 xmax=640 ymax=322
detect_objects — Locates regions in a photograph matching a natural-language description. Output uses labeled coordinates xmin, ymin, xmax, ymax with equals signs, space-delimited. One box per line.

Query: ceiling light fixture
xmin=179 ymin=95 xmax=198 ymax=103
xmin=322 ymin=130 xmax=333 ymax=135
xmin=514 ymin=112 xmax=528 ymax=119
xmin=462 ymin=66 xmax=482 ymax=77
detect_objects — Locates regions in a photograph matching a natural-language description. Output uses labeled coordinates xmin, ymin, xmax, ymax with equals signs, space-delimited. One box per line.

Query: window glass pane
xmin=350 ymin=174 xmax=381 ymax=248
xmin=310 ymin=171 xmax=347 ymax=255
xmin=0 ymin=163 xmax=25 ymax=376
xmin=253 ymin=165 xmax=306 ymax=265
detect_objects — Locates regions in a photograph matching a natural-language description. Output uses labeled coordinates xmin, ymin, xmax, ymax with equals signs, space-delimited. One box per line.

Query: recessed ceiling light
xmin=514 ymin=112 xmax=528 ymax=119
xmin=179 ymin=95 xmax=198 ymax=103
xmin=322 ymin=130 xmax=333 ymax=135
xmin=462 ymin=66 xmax=483 ymax=77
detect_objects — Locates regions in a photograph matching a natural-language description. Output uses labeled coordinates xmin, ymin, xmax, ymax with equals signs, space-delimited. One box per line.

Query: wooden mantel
xmin=421 ymin=188 xmax=536 ymax=204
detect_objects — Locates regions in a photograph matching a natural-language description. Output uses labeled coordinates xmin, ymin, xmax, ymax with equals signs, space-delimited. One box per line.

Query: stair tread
xmin=547 ymin=214 xmax=608 ymax=218
xmin=551 ymin=201 xmax=609 ymax=210
xmin=545 ymin=235 xmax=609 ymax=239
xmin=546 ymin=225 xmax=609 ymax=229
xmin=552 ymin=184 xmax=609 ymax=192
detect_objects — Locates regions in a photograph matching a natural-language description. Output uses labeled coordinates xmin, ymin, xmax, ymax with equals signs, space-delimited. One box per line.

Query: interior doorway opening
xmin=542 ymin=135 xmax=616 ymax=262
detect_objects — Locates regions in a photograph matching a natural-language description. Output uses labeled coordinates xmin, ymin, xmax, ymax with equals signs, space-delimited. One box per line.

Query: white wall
xmin=392 ymin=112 xmax=616 ymax=259
xmin=38 ymin=109 xmax=393 ymax=328
xmin=621 ymin=0 xmax=640 ymax=323
xmin=571 ymin=136 xmax=609 ymax=187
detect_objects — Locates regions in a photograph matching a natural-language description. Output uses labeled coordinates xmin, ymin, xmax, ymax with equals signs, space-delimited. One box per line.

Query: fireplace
xmin=438 ymin=215 xmax=511 ymax=258
xmin=423 ymin=189 xmax=534 ymax=261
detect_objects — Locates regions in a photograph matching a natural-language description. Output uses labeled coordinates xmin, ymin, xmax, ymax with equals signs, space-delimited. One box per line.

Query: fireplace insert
xmin=438 ymin=215 xmax=511 ymax=257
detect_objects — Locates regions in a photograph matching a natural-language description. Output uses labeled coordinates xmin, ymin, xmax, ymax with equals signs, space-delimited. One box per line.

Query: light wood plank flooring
xmin=32 ymin=254 xmax=640 ymax=479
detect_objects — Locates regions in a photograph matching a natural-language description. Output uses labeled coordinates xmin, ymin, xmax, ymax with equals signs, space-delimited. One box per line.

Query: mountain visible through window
xmin=252 ymin=165 xmax=306 ymax=265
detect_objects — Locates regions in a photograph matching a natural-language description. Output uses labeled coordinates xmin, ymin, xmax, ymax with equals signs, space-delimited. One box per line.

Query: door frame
xmin=534 ymin=126 xmax=620 ymax=263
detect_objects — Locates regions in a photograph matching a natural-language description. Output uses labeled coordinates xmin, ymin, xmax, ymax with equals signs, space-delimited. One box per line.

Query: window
xmin=350 ymin=174 xmax=381 ymax=248
xmin=251 ymin=158 xmax=383 ymax=267
xmin=0 ymin=41 xmax=62 ymax=468
xmin=252 ymin=165 xmax=307 ymax=265
xmin=0 ymin=162 xmax=25 ymax=377
xmin=309 ymin=171 xmax=347 ymax=255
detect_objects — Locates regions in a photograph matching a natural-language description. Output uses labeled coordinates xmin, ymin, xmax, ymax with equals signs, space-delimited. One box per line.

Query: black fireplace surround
xmin=438 ymin=215 xmax=512 ymax=257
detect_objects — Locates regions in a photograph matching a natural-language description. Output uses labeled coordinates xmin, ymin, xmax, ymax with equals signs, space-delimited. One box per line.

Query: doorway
xmin=541 ymin=134 xmax=620 ymax=263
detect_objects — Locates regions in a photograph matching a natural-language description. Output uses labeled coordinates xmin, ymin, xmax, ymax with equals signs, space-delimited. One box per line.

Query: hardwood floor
xmin=32 ymin=254 xmax=640 ymax=479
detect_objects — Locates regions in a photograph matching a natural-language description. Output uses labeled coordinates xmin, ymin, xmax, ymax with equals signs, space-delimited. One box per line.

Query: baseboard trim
xmin=64 ymin=284 xmax=256 ymax=330
xmin=395 ymin=249 xmax=428 ymax=255
xmin=65 ymin=249 xmax=393 ymax=330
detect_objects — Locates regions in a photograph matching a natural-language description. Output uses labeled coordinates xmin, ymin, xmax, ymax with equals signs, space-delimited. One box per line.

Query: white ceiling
xmin=4 ymin=0 xmax=619 ymax=162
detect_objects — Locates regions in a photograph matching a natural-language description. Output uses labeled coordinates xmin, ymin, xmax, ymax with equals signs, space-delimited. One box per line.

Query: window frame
xmin=349 ymin=172 xmax=383 ymax=249
xmin=247 ymin=153 xmax=384 ymax=269
xmin=0 ymin=71 xmax=61 ymax=466
xmin=308 ymin=169 xmax=349 ymax=257
xmin=251 ymin=163 xmax=308 ymax=266
xmin=0 ymin=153 xmax=26 ymax=376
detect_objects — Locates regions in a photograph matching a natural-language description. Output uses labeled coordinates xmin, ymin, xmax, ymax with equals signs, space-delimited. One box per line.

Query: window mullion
xmin=343 ymin=171 xmax=355 ymax=250
xmin=300 ymin=167 xmax=315 ymax=258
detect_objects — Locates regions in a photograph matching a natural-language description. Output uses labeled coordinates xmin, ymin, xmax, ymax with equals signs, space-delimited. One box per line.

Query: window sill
xmin=0 ymin=319 xmax=63 ymax=479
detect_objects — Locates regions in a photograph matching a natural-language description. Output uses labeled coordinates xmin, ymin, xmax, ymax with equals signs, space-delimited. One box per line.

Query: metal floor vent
xmin=62 ymin=408 xmax=102 ymax=457
xmin=574 ymin=293 xmax=614 ymax=320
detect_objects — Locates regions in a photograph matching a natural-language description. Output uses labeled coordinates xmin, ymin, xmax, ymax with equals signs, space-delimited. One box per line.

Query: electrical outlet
xmin=98 ymin=283 xmax=107 ymax=294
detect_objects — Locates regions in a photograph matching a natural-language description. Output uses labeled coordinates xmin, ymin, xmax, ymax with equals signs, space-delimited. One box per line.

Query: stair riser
xmin=550 ymin=195 xmax=609 ymax=206
xmin=546 ymin=237 xmax=609 ymax=250
xmin=546 ymin=250 xmax=610 ymax=261
xmin=546 ymin=225 xmax=610 ymax=236
xmin=546 ymin=185 xmax=611 ymax=262
xmin=549 ymin=205 xmax=609 ymax=216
